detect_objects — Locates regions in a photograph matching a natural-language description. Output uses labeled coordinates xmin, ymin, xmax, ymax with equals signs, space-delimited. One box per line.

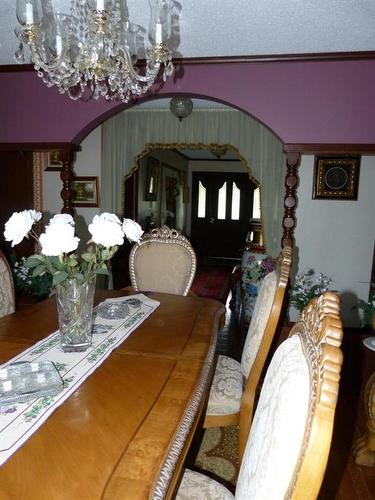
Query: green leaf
xmin=49 ymin=256 xmax=65 ymax=271
xmin=81 ymin=253 xmax=92 ymax=263
xmin=94 ymin=268 xmax=109 ymax=276
xmin=25 ymin=256 xmax=44 ymax=268
xmin=68 ymin=256 xmax=79 ymax=267
xmin=52 ymin=271 xmax=68 ymax=286
xmin=72 ymin=272 xmax=85 ymax=281
xmin=32 ymin=264 xmax=47 ymax=277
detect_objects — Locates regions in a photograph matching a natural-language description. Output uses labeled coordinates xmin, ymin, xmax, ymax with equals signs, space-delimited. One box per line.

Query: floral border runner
xmin=0 ymin=293 xmax=159 ymax=466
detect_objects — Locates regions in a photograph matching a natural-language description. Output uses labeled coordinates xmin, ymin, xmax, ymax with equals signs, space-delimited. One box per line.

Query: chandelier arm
xmin=28 ymin=41 xmax=69 ymax=73
xmin=117 ymin=47 xmax=161 ymax=84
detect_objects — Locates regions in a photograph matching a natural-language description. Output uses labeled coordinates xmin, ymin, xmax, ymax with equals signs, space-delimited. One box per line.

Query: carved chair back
xmin=238 ymin=245 xmax=292 ymax=453
xmin=129 ymin=226 xmax=197 ymax=296
xmin=236 ymin=292 xmax=343 ymax=499
xmin=0 ymin=249 xmax=15 ymax=318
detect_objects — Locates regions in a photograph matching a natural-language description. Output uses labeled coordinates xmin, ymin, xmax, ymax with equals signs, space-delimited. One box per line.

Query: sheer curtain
xmin=101 ymin=108 xmax=285 ymax=257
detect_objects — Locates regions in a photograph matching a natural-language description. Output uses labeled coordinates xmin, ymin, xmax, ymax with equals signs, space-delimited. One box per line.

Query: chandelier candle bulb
xmin=25 ymin=3 xmax=34 ymax=24
xmin=155 ymin=23 xmax=162 ymax=43
xmin=96 ymin=0 xmax=105 ymax=11
xmin=56 ymin=35 xmax=63 ymax=57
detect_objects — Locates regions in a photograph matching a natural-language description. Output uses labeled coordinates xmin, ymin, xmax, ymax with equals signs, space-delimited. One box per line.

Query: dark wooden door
xmin=111 ymin=171 xmax=139 ymax=289
xmin=0 ymin=151 xmax=35 ymax=260
xmin=191 ymin=172 xmax=255 ymax=258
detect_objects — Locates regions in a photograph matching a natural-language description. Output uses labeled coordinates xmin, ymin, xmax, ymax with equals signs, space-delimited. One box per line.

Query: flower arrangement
xmin=289 ymin=268 xmax=332 ymax=312
xmin=242 ymin=255 xmax=276 ymax=286
xmin=4 ymin=210 xmax=143 ymax=287
xmin=12 ymin=256 xmax=53 ymax=299
xmin=241 ymin=254 xmax=276 ymax=323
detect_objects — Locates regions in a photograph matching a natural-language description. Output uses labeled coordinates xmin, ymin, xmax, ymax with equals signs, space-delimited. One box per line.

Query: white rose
xmin=49 ymin=214 xmax=75 ymax=226
xmin=88 ymin=213 xmax=124 ymax=247
xmin=122 ymin=219 xmax=143 ymax=244
xmin=4 ymin=209 xmax=42 ymax=247
xmin=39 ymin=222 xmax=79 ymax=256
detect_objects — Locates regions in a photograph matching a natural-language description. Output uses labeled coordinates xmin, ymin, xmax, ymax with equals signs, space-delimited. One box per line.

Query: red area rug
xmin=191 ymin=267 xmax=232 ymax=304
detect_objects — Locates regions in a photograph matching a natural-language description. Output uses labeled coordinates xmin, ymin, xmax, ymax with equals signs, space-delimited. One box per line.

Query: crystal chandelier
xmin=14 ymin=0 xmax=175 ymax=103
xmin=169 ymin=96 xmax=193 ymax=121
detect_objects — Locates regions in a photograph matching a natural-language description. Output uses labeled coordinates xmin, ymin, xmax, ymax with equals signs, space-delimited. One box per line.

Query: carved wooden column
xmin=281 ymin=152 xmax=300 ymax=248
xmin=59 ymin=147 xmax=76 ymax=215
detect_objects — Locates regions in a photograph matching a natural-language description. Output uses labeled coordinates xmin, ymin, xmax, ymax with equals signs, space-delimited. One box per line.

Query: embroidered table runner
xmin=0 ymin=293 xmax=159 ymax=466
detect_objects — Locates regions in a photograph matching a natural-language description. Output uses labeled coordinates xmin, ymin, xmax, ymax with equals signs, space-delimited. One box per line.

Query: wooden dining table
xmin=0 ymin=290 xmax=225 ymax=500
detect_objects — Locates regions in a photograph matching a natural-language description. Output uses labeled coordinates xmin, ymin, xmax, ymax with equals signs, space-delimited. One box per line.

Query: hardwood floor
xmin=216 ymin=295 xmax=375 ymax=499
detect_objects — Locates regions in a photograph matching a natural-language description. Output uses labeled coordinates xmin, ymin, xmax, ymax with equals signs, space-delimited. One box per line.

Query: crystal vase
xmin=56 ymin=277 xmax=96 ymax=352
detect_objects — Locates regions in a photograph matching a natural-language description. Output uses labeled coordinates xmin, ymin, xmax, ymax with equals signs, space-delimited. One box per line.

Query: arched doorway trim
xmin=127 ymin=142 xmax=265 ymax=246
xmin=72 ymin=93 xmax=283 ymax=146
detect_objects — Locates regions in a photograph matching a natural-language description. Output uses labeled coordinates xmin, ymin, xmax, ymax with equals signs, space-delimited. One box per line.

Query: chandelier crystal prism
xmin=14 ymin=0 xmax=175 ymax=103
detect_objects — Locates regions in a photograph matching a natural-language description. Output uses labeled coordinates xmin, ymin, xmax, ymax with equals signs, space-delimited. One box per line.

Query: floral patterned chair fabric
xmin=241 ymin=251 xmax=276 ymax=324
xmin=204 ymin=246 xmax=292 ymax=430
xmin=129 ymin=226 xmax=197 ymax=296
xmin=177 ymin=292 xmax=343 ymax=500
xmin=0 ymin=249 xmax=15 ymax=318
xmin=205 ymin=271 xmax=277 ymax=420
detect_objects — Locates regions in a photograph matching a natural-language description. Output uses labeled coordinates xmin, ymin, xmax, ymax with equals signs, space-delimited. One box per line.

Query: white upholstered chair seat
xmin=206 ymin=355 xmax=243 ymax=417
xmin=176 ymin=469 xmax=234 ymax=500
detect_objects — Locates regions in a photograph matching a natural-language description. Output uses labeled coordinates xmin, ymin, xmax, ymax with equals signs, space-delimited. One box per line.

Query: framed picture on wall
xmin=45 ymin=150 xmax=62 ymax=171
xmin=71 ymin=176 xmax=99 ymax=207
xmin=145 ymin=157 xmax=160 ymax=201
xmin=313 ymin=156 xmax=360 ymax=200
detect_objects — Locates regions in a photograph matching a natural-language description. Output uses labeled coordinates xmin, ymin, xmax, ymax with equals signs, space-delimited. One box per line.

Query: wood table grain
xmin=0 ymin=291 xmax=225 ymax=500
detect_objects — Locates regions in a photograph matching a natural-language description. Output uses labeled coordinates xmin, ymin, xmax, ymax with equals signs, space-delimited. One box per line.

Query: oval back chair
xmin=129 ymin=226 xmax=197 ymax=296
xmin=177 ymin=291 xmax=344 ymax=500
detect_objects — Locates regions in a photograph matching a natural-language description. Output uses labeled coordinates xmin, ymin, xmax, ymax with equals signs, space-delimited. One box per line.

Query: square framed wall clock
xmin=313 ymin=156 xmax=360 ymax=200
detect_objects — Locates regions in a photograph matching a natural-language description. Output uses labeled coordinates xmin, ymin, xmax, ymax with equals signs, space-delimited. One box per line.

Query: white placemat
xmin=0 ymin=293 xmax=159 ymax=466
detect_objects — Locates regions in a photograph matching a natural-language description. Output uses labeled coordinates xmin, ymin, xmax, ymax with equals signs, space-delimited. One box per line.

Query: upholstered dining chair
xmin=176 ymin=291 xmax=344 ymax=500
xmin=204 ymin=246 xmax=292 ymax=450
xmin=0 ymin=249 xmax=15 ymax=318
xmin=129 ymin=225 xmax=197 ymax=296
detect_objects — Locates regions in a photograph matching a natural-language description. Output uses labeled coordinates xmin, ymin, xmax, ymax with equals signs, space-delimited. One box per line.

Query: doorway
xmin=190 ymin=171 xmax=256 ymax=260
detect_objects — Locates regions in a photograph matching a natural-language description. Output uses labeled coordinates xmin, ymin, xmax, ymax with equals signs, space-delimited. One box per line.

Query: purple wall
xmin=1 ymin=58 xmax=375 ymax=145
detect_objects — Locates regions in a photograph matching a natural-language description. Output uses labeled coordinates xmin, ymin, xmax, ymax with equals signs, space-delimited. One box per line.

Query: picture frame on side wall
xmin=45 ymin=150 xmax=62 ymax=171
xmin=145 ymin=157 xmax=160 ymax=201
xmin=71 ymin=176 xmax=99 ymax=207
xmin=313 ymin=156 xmax=360 ymax=200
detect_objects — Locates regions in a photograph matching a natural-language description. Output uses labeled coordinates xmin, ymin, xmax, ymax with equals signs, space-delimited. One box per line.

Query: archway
xmin=127 ymin=142 xmax=261 ymax=257
xmin=99 ymin=99 xmax=286 ymax=257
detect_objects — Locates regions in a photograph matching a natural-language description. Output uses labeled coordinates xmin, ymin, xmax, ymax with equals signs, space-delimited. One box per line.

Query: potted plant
xmin=4 ymin=210 xmax=143 ymax=352
xmin=289 ymin=268 xmax=333 ymax=313
xmin=11 ymin=255 xmax=53 ymax=303
xmin=354 ymin=287 xmax=375 ymax=330
xmin=241 ymin=254 xmax=276 ymax=323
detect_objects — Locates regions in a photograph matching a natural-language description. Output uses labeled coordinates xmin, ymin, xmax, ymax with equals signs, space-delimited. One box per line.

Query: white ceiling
xmin=1 ymin=0 xmax=375 ymax=66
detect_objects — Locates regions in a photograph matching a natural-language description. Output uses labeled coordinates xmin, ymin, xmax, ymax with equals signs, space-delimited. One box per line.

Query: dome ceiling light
xmin=169 ymin=96 xmax=193 ymax=121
